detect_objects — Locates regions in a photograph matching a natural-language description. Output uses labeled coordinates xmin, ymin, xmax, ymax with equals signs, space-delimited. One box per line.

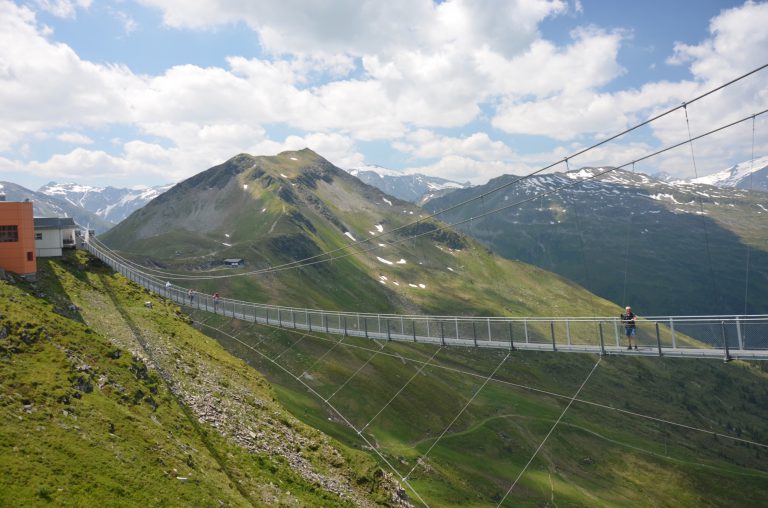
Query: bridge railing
xmin=85 ymin=241 xmax=768 ymax=359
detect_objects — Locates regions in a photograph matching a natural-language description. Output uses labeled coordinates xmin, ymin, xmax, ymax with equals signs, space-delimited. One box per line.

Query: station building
xmin=0 ymin=197 xmax=37 ymax=277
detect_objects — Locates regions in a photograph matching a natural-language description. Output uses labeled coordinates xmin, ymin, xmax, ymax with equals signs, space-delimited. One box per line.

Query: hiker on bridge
xmin=621 ymin=306 xmax=637 ymax=350
xmin=213 ymin=292 xmax=220 ymax=311
xmin=187 ymin=288 xmax=194 ymax=304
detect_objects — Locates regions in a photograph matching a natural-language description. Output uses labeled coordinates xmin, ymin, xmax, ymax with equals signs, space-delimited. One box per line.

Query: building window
xmin=35 ymin=232 xmax=43 ymax=240
xmin=0 ymin=225 xmax=19 ymax=243
xmin=27 ymin=252 xmax=33 ymax=261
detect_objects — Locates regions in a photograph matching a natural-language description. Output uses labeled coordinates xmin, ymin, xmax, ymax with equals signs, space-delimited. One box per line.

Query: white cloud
xmin=32 ymin=0 xmax=91 ymax=19
xmin=394 ymin=130 xmax=516 ymax=161
xmin=405 ymin=155 xmax=528 ymax=184
xmin=56 ymin=132 xmax=93 ymax=144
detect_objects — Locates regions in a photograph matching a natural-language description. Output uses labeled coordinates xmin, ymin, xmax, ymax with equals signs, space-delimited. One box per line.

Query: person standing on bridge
xmin=213 ymin=292 xmax=220 ymax=312
xmin=621 ymin=306 xmax=637 ymax=350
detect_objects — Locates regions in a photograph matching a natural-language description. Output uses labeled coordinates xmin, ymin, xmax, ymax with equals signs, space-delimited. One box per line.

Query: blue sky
xmin=0 ymin=0 xmax=765 ymax=190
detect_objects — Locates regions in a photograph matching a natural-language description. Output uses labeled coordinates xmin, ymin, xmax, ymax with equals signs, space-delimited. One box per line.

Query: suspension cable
xmin=496 ymin=356 xmax=602 ymax=506
xmin=95 ymin=66 xmax=768 ymax=281
xmin=683 ymin=104 xmax=722 ymax=313
xmin=93 ymin=108 xmax=768 ymax=286
xmin=744 ymin=115 xmax=756 ymax=315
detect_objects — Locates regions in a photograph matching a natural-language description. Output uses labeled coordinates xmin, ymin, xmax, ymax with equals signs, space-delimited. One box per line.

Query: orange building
xmin=0 ymin=200 xmax=36 ymax=276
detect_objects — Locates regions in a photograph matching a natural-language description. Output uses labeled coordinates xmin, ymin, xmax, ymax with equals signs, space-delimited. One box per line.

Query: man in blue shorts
xmin=621 ymin=306 xmax=637 ymax=350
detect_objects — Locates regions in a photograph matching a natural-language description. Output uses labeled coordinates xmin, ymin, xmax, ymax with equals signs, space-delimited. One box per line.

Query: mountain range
xmin=424 ymin=166 xmax=768 ymax=317
xmin=347 ymin=165 xmax=469 ymax=203
xmin=38 ymin=181 xmax=174 ymax=224
xmin=0 ymin=181 xmax=113 ymax=233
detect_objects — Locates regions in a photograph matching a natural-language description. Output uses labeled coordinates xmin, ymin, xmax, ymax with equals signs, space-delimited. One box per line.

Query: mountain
xmin=100 ymin=148 xmax=619 ymax=318
xmin=424 ymin=167 xmax=768 ymax=317
xmin=39 ymin=181 xmax=173 ymax=224
xmin=0 ymin=181 xmax=113 ymax=233
xmin=690 ymin=155 xmax=768 ymax=191
xmin=347 ymin=165 xmax=469 ymax=203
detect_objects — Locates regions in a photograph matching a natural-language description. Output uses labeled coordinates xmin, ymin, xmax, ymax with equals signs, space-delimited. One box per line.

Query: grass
xmin=0 ymin=251 xmax=400 ymax=506
xmin=197 ymin=314 xmax=768 ymax=507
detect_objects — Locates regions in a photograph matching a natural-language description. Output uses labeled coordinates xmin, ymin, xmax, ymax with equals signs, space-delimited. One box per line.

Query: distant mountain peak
xmin=690 ymin=155 xmax=768 ymax=190
xmin=346 ymin=164 xmax=469 ymax=203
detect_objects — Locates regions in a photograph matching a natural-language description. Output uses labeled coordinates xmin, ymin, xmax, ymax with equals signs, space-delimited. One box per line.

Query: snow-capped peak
xmin=691 ymin=155 xmax=768 ymax=188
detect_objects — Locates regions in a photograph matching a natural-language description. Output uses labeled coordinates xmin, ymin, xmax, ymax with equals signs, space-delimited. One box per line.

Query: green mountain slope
xmin=424 ymin=168 xmax=768 ymax=316
xmin=0 ymin=252 xmax=404 ymax=506
xmin=196 ymin=311 xmax=768 ymax=507
xmin=100 ymin=149 xmax=622 ymax=319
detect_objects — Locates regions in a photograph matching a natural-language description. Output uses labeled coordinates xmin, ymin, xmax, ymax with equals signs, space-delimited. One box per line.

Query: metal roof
xmin=34 ymin=217 xmax=78 ymax=230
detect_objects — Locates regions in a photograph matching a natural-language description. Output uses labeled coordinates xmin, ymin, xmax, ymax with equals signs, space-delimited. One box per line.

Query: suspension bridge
xmin=84 ymin=239 xmax=768 ymax=361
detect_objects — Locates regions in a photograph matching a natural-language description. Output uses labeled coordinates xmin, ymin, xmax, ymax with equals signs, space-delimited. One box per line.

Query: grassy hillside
xmin=0 ymin=251 xmax=404 ymax=507
xmin=193 ymin=311 xmax=768 ymax=507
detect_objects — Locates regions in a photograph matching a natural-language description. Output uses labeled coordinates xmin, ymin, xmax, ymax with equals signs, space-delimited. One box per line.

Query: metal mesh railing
xmin=85 ymin=241 xmax=768 ymax=360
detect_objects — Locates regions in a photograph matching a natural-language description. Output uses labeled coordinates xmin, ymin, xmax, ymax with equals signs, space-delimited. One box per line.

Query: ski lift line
xmin=90 ymin=66 xmax=768 ymax=282
xmin=244 ymin=321 xmax=768 ymax=451
xmin=496 ymin=356 xmax=602 ymax=506
xmin=91 ymin=107 xmax=768 ymax=282
xmin=403 ymin=351 xmax=511 ymax=482
xmin=359 ymin=346 xmax=444 ymax=434
xmin=194 ymin=320 xmax=432 ymax=508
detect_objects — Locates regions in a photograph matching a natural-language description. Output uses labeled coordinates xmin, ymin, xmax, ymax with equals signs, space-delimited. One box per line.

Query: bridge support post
xmin=721 ymin=320 xmax=732 ymax=363
xmin=669 ymin=318 xmax=677 ymax=349
xmin=598 ymin=322 xmax=606 ymax=356
xmin=412 ymin=321 xmax=417 ymax=342
xmin=487 ymin=318 xmax=492 ymax=345
xmin=343 ymin=316 xmax=347 ymax=337
xmin=292 ymin=310 xmax=296 ymax=329
xmin=613 ymin=319 xmax=620 ymax=349
xmin=364 ymin=319 xmax=368 ymax=339
xmin=566 ymin=320 xmax=571 ymax=346
xmin=736 ymin=316 xmax=744 ymax=350
xmin=655 ymin=322 xmax=663 ymax=357
xmin=473 ymin=322 xmax=477 ymax=347
xmin=324 ymin=314 xmax=329 ymax=333
xmin=278 ymin=309 xmax=282 ymax=328
xmin=307 ymin=311 xmax=312 ymax=332
xmin=550 ymin=321 xmax=557 ymax=351
xmin=440 ymin=321 xmax=445 ymax=346
xmin=266 ymin=308 xmax=270 ymax=326
xmin=524 ymin=320 xmax=529 ymax=343
xmin=387 ymin=319 xmax=391 ymax=341
xmin=508 ymin=322 xmax=515 ymax=351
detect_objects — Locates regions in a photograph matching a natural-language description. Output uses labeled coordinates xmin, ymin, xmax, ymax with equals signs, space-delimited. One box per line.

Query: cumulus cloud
xmin=56 ymin=132 xmax=94 ymax=144
xmin=2 ymin=0 xmax=766 ymax=187
xmin=394 ymin=130 xmax=516 ymax=161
